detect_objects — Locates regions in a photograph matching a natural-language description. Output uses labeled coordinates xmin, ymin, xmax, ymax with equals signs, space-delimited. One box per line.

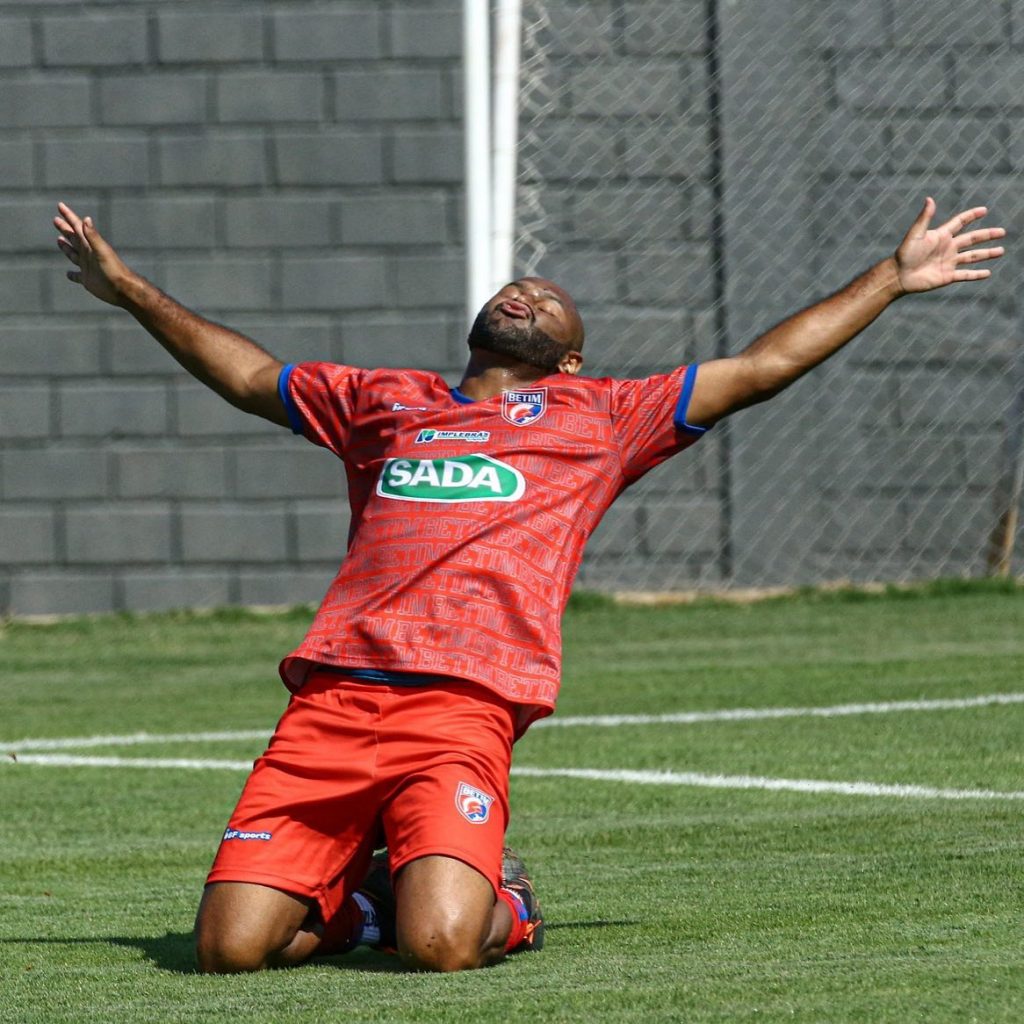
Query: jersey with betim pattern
xmin=279 ymin=362 xmax=707 ymax=729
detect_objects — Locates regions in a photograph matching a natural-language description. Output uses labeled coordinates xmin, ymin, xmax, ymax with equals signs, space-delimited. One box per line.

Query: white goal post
xmin=463 ymin=0 xmax=522 ymax=326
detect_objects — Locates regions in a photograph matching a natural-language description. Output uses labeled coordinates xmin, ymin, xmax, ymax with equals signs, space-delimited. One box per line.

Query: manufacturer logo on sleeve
xmin=502 ymin=387 xmax=547 ymax=426
xmin=376 ymin=454 xmax=525 ymax=502
xmin=455 ymin=781 xmax=495 ymax=824
xmin=415 ymin=428 xmax=491 ymax=444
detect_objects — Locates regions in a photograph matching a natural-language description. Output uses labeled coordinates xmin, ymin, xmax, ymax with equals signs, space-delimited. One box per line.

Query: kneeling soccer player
xmin=52 ymin=195 xmax=1005 ymax=971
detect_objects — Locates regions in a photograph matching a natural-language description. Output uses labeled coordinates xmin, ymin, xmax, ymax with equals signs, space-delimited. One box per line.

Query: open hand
xmin=895 ymin=197 xmax=1006 ymax=294
xmin=54 ymin=201 xmax=132 ymax=306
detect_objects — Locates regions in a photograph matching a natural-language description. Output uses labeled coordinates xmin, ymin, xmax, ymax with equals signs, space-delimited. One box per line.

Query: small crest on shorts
xmin=502 ymin=388 xmax=547 ymax=426
xmin=455 ymin=781 xmax=495 ymax=824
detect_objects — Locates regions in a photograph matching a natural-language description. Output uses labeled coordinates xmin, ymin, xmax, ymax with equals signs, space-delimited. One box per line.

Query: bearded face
xmin=466 ymin=305 xmax=569 ymax=372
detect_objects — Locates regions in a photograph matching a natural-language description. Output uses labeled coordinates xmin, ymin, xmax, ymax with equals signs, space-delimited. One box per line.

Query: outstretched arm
xmin=54 ymin=201 xmax=289 ymax=428
xmin=686 ymin=198 xmax=1006 ymax=428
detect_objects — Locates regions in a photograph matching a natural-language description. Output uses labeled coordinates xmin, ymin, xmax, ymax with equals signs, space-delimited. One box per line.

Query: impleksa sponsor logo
xmin=415 ymin=428 xmax=491 ymax=444
xmin=223 ymin=828 xmax=272 ymax=842
xmin=377 ymin=454 xmax=525 ymax=502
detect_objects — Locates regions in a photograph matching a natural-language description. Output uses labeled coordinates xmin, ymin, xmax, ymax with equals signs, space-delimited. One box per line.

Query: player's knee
xmin=194 ymin=881 xmax=316 ymax=974
xmin=393 ymin=856 xmax=502 ymax=971
xmin=399 ymin=939 xmax=482 ymax=973
xmin=195 ymin=920 xmax=270 ymax=974
xmin=398 ymin=919 xmax=487 ymax=973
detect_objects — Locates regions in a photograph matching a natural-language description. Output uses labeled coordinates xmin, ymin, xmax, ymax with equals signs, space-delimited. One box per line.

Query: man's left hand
xmin=894 ymin=197 xmax=1006 ymax=295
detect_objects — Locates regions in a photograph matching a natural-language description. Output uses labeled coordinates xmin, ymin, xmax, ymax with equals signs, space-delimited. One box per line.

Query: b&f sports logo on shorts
xmin=455 ymin=782 xmax=495 ymax=824
xmin=222 ymin=828 xmax=272 ymax=842
xmin=502 ymin=387 xmax=547 ymax=426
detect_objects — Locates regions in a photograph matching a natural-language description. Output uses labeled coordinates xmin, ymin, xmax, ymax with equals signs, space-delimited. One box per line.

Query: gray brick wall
xmin=717 ymin=0 xmax=1021 ymax=587
xmin=518 ymin=0 xmax=1021 ymax=590
xmin=3 ymin=0 xmax=1018 ymax=614
xmin=1 ymin=0 xmax=465 ymax=614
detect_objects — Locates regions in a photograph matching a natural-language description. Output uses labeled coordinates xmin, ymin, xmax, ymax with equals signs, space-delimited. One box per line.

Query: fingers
xmin=57 ymin=236 xmax=81 ymax=266
xmin=957 ymin=245 xmax=1005 ymax=265
xmin=939 ymin=205 xmax=989 ymax=236
xmin=54 ymin=200 xmax=93 ymax=253
xmin=54 ymin=202 xmax=104 ymax=284
xmin=909 ymin=195 xmax=936 ymax=235
xmin=56 ymin=223 xmax=81 ymax=262
xmin=56 ymin=200 xmax=83 ymax=231
xmin=955 ymin=225 xmax=1006 ymax=250
xmin=951 ymin=235 xmax=1005 ymax=283
xmin=909 ymin=199 xmax=1002 ymax=245
xmin=54 ymin=212 xmax=77 ymax=250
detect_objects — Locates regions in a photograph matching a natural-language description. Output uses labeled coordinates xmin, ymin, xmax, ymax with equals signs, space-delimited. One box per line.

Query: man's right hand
xmin=52 ymin=200 xmax=288 ymax=427
xmin=54 ymin=201 xmax=133 ymax=307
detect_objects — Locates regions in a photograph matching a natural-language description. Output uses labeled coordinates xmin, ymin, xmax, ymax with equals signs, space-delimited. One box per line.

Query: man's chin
xmin=468 ymin=325 xmax=564 ymax=373
xmin=470 ymin=342 xmax=561 ymax=373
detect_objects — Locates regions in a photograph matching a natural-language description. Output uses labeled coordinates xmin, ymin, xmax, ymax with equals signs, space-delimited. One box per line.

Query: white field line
xmin=5 ymin=692 xmax=1024 ymax=753
xmin=6 ymin=753 xmax=1024 ymax=801
xmin=8 ymin=753 xmax=255 ymax=771
xmin=2 ymin=729 xmax=271 ymax=752
xmin=531 ymin=692 xmax=1024 ymax=728
xmin=510 ymin=767 xmax=1024 ymax=801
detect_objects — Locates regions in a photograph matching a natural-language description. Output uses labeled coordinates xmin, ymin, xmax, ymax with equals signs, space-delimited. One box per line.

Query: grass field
xmin=2 ymin=583 xmax=1023 ymax=1023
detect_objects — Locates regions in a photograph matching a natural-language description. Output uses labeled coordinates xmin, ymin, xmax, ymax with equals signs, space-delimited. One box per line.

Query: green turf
xmin=2 ymin=585 xmax=1023 ymax=1022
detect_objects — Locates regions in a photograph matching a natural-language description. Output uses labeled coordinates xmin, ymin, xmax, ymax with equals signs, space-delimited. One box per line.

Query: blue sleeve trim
xmin=450 ymin=386 xmax=476 ymax=405
xmin=673 ymin=364 xmax=710 ymax=436
xmin=277 ymin=363 xmax=305 ymax=435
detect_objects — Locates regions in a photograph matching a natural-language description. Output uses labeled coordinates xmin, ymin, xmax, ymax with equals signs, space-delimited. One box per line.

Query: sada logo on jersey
xmin=455 ymin=781 xmax=495 ymax=824
xmin=377 ymin=455 xmax=525 ymax=502
xmin=502 ymin=387 xmax=547 ymax=426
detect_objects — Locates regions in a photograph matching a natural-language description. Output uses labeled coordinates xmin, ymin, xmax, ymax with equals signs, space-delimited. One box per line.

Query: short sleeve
xmin=610 ymin=364 xmax=709 ymax=482
xmin=279 ymin=361 xmax=367 ymax=457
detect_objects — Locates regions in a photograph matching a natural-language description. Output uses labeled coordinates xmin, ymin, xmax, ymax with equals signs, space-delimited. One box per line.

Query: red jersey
xmin=278 ymin=362 xmax=708 ymax=731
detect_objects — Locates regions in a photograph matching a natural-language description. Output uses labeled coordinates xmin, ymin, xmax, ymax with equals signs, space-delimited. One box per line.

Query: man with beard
xmin=52 ymin=197 xmax=1004 ymax=973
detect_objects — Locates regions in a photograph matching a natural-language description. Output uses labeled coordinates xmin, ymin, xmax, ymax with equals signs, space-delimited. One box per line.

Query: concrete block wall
xmin=524 ymin=0 xmax=1020 ymax=589
xmin=3 ymin=0 xmax=1018 ymax=613
xmin=0 ymin=0 xmax=467 ymax=614
xmin=520 ymin=0 xmax=725 ymax=590
xmin=719 ymin=0 xmax=1020 ymax=587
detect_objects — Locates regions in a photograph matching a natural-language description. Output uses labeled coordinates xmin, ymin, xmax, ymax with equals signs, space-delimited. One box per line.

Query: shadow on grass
xmin=110 ymin=932 xmax=197 ymax=973
xmin=2 ymin=922 xmax=636 ymax=973
xmin=1 ymin=933 xmax=403 ymax=974
xmin=116 ymin=933 xmax=406 ymax=973
xmin=0 ymin=933 xmax=200 ymax=974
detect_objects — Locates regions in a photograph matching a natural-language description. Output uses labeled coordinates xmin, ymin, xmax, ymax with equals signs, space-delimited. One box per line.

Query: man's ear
xmin=558 ymin=351 xmax=583 ymax=375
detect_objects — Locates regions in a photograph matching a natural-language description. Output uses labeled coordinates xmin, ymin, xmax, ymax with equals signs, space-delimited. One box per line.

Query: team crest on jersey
xmin=455 ymin=782 xmax=495 ymax=824
xmin=502 ymin=388 xmax=547 ymax=426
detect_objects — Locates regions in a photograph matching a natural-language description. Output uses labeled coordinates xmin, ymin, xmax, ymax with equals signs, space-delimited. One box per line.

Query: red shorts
xmin=206 ymin=670 xmax=517 ymax=921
